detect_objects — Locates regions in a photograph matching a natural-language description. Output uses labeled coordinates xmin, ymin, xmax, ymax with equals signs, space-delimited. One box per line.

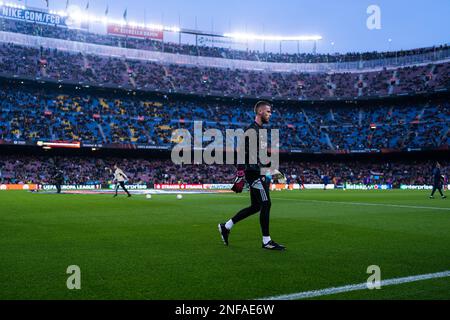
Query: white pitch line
xmin=229 ymin=195 xmax=450 ymax=211
xmin=258 ymin=270 xmax=450 ymax=300
xmin=268 ymin=197 xmax=450 ymax=212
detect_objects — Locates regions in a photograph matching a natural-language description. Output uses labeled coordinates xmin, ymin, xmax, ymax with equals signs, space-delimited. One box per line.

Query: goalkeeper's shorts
xmin=248 ymin=176 xmax=271 ymax=204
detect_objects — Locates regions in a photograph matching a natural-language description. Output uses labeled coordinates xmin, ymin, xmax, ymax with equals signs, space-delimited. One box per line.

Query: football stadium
xmin=0 ymin=0 xmax=449 ymax=309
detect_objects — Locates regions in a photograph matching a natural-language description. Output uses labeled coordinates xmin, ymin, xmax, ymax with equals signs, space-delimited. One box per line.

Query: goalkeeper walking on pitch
xmin=218 ymin=101 xmax=286 ymax=251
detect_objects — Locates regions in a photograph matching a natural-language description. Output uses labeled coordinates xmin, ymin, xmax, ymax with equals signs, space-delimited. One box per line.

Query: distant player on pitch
xmin=218 ymin=101 xmax=286 ymax=251
xmin=430 ymin=162 xmax=447 ymax=199
xmin=113 ymin=164 xmax=132 ymax=198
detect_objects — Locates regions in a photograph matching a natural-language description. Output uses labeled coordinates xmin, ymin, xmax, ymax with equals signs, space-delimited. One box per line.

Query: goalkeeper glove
xmin=231 ymin=170 xmax=246 ymax=193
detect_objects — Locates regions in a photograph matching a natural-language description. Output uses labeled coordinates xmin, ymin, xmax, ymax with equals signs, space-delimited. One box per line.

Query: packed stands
xmin=0 ymin=155 xmax=447 ymax=186
xmin=0 ymin=43 xmax=448 ymax=100
xmin=1 ymin=16 xmax=448 ymax=64
xmin=0 ymin=84 xmax=448 ymax=153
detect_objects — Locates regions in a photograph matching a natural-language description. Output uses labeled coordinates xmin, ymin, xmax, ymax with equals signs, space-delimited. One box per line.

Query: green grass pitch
xmin=0 ymin=190 xmax=449 ymax=300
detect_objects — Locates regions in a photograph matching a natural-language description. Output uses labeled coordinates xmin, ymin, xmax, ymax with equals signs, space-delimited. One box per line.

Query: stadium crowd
xmin=0 ymin=85 xmax=449 ymax=152
xmin=0 ymin=155 xmax=447 ymax=187
xmin=1 ymin=17 xmax=448 ymax=64
xmin=0 ymin=42 xmax=448 ymax=100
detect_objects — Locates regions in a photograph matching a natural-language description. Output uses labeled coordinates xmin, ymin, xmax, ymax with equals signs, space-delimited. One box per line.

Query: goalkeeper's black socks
xmin=260 ymin=201 xmax=271 ymax=237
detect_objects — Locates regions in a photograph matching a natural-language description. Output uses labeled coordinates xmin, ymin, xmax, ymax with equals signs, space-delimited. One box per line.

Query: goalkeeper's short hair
xmin=254 ymin=101 xmax=272 ymax=114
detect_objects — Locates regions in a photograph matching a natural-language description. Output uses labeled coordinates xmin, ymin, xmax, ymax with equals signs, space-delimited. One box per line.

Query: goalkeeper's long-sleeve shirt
xmin=237 ymin=121 xmax=267 ymax=183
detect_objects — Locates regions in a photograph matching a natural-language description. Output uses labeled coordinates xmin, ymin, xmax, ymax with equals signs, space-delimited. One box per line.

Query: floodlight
xmin=223 ymin=32 xmax=322 ymax=42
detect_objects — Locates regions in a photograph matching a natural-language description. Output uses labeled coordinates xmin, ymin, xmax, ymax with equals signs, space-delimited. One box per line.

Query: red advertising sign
xmin=154 ymin=184 xmax=204 ymax=190
xmin=107 ymin=24 xmax=164 ymax=40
